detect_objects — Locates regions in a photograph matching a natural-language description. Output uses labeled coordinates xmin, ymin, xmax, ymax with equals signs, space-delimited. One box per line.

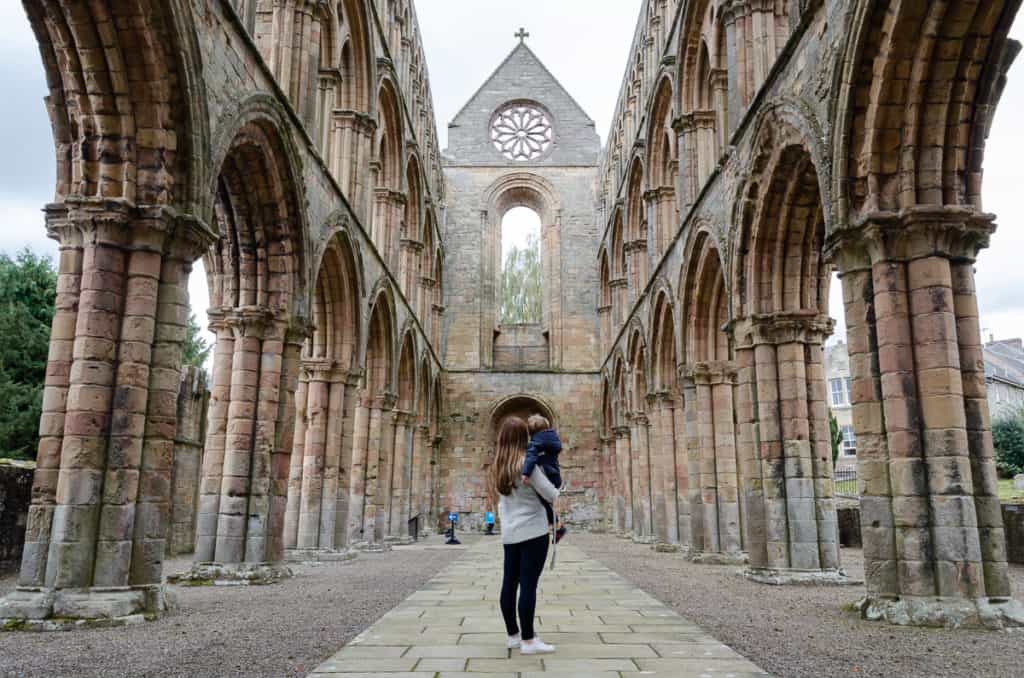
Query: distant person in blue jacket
xmin=521 ymin=414 xmax=567 ymax=543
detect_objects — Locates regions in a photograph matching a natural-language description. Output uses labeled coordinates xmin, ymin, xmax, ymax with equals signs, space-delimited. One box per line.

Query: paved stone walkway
xmin=310 ymin=539 xmax=770 ymax=677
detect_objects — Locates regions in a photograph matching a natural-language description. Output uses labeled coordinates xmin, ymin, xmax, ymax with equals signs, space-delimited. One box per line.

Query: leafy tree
xmin=181 ymin=313 xmax=212 ymax=369
xmin=993 ymin=409 xmax=1024 ymax=478
xmin=0 ymin=249 xmax=57 ymax=460
xmin=500 ymin=232 xmax=542 ymax=324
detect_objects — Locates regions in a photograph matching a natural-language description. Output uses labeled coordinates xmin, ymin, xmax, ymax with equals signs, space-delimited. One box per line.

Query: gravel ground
xmin=573 ymin=532 xmax=1024 ymax=678
xmin=0 ymin=537 xmax=470 ymax=678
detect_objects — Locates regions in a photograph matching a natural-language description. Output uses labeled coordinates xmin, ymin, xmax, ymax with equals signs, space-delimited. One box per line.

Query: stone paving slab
xmin=310 ymin=539 xmax=770 ymax=677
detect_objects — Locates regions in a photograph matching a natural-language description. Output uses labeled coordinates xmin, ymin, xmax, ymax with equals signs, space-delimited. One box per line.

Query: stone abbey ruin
xmin=2 ymin=0 xmax=1023 ymax=631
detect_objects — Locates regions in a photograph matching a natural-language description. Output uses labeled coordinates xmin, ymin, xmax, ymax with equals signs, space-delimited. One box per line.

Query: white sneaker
xmin=520 ymin=638 xmax=555 ymax=654
xmin=506 ymin=634 xmax=521 ymax=648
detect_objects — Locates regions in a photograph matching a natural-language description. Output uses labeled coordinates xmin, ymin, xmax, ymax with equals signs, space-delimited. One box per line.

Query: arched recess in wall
xmin=284 ymin=227 xmax=362 ymax=552
xmin=480 ymin=173 xmax=562 ymax=370
xmin=609 ymin=207 xmax=627 ymax=328
xmin=197 ymin=113 xmax=308 ymax=568
xmin=487 ymin=394 xmax=558 ymax=449
xmin=627 ymin=326 xmax=656 ymax=539
xmin=598 ymin=249 xmax=612 ymax=356
xmin=649 ymin=287 xmax=685 ymax=545
xmin=625 ymin=157 xmax=648 ymax=292
xmin=420 ymin=212 xmax=436 ymax=334
xmin=678 ymin=0 xmax=728 ymax=208
xmin=678 ymin=226 xmax=743 ymax=558
xmin=372 ymin=78 xmax=405 ymax=267
xmin=348 ymin=285 xmax=397 ymax=544
xmin=647 ymin=76 xmax=679 ymax=258
xmin=386 ymin=329 xmax=418 ymax=538
xmin=410 ymin=355 xmax=433 ymax=532
xmin=400 ymin=153 xmax=423 ymax=302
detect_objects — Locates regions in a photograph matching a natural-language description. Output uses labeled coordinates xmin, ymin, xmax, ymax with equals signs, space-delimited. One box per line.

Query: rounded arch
xmin=205 ymin=115 xmax=307 ymax=318
xmin=396 ymin=329 xmax=417 ymax=412
xmin=337 ymin=0 xmax=375 ymax=113
xmin=626 ymin=156 xmax=646 ymax=243
xmin=307 ymin=227 xmax=362 ymax=371
xmin=481 ymin=172 xmax=561 ymax=225
xmin=489 ymin=394 xmax=558 ymax=437
xmin=679 ymin=226 xmax=730 ymax=364
xmin=649 ymin=286 xmax=680 ymax=393
xmin=375 ymin=77 xmax=405 ymax=189
xmin=364 ymin=281 xmax=398 ymax=397
xmin=610 ymin=207 xmax=627 ymax=279
xmin=404 ymin=153 xmax=424 ymax=240
xmin=732 ymin=115 xmax=830 ymax=319
xmin=25 ymin=0 xmax=206 ymax=209
xmin=627 ymin=325 xmax=649 ymax=413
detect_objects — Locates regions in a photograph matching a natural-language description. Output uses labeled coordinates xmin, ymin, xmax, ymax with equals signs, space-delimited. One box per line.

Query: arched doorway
xmin=488 ymin=394 xmax=558 ymax=447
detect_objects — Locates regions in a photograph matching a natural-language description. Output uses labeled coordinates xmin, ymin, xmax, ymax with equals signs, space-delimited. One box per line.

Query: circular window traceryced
xmin=490 ymin=102 xmax=553 ymax=161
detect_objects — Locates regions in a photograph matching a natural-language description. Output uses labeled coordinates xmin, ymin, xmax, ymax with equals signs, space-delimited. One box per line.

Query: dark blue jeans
xmin=500 ymin=533 xmax=550 ymax=640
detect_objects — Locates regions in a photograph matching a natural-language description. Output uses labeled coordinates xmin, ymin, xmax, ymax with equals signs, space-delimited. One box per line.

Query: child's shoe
xmin=555 ymin=525 xmax=567 ymax=543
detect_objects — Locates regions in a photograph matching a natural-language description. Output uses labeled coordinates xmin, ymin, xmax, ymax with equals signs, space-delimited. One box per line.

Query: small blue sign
xmin=485 ymin=511 xmax=495 ymax=524
xmin=448 ymin=512 xmax=458 ymax=523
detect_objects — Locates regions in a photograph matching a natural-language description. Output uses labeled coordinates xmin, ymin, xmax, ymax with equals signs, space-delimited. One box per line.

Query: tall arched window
xmin=499 ymin=206 xmax=542 ymax=324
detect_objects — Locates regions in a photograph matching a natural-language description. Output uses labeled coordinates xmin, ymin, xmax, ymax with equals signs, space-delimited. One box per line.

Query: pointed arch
xmin=680 ymin=227 xmax=730 ymax=364
xmin=308 ymin=229 xmax=362 ymax=371
xmin=365 ymin=284 xmax=397 ymax=398
xmin=649 ymin=287 xmax=679 ymax=393
xmin=647 ymin=75 xmax=679 ymax=257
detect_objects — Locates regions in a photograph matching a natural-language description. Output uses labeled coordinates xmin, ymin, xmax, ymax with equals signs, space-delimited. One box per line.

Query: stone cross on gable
xmin=515 ymin=27 xmax=530 ymax=43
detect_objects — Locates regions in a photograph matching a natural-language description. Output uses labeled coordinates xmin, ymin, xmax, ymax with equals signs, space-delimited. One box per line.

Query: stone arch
xmin=833 ymin=1 xmax=1018 ymax=218
xmin=282 ymin=226 xmax=362 ymax=553
xmin=372 ymin=77 xmax=405 ymax=264
xmin=649 ymin=286 xmax=679 ymax=393
xmin=24 ymin=0 xmax=204 ymax=208
xmin=680 ymin=228 xmax=730 ymax=364
xmin=194 ymin=109 xmax=309 ymax=576
xmin=625 ymin=157 xmax=648 ymax=291
xmin=364 ymin=282 xmax=398 ymax=399
xmin=627 ymin=324 xmax=649 ymax=412
xmin=479 ymin=172 xmax=563 ymax=369
xmin=487 ymin=394 xmax=558 ymax=450
xmin=678 ymin=0 xmax=728 ymax=202
xmin=399 ymin=152 xmax=424 ymax=304
xmin=12 ymin=0 xmax=211 ymax=618
xmin=733 ymin=119 xmax=830 ymax=319
xmin=677 ymin=224 xmax=742 ymax=558
xmin=646 ymin=75 xmax=680 ymax=257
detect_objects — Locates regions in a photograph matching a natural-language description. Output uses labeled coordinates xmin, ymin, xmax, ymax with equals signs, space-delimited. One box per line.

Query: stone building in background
xmin=1 ymin=0 xmax=1023 ymax=631
xmin=986 ymin=337 xmax=1024 ymax=419
xmin=824 ymin=342 xmax=856 ymax=472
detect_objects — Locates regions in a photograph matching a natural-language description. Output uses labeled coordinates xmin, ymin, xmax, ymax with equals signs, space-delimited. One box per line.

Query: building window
xmin=841 ymin=425 xmax=857 ymax=456
xmin=830 ymin=378 xmax=846 ymax=406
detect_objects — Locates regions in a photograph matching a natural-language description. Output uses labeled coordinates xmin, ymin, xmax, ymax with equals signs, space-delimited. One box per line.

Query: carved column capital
xmin=729 ymin=312 xmax=835 ymax=349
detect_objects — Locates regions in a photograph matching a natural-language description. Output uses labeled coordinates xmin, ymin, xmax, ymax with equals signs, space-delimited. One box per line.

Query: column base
xmin=350 ymin=540 xmax=393 ymax=553
xmin=0 ymin=585 xmax=174 ymax=631
xmin=743 ymin=567 xmax=862 ymax=586
xmin=689 ymin=551 xmax=749 ymax=566
xmin=167 ymin=562 xmax=293 ymax=587
xmin=653 ymin=542 xmax=681 ymax=553
xmin=631 ymin=535 xmax=657 ymax=545
xmin=383 ymin=535 xmax=415 ymax=546
xmin=285 ymin=548 xmax=359 ymax=563
xmin=857 ymin=595 xmax=1024 ymax=629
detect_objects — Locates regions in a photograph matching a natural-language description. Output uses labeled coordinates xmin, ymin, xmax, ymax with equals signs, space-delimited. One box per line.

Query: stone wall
xmin=167 ymin=367 xmax=210 ymax=556
xmin=443 ymin=372 xmax=603 ymax=531
xmin=0 ymin=460 xmax=33 ymax=571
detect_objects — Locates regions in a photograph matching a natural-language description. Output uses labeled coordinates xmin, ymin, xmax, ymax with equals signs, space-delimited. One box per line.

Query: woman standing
xmin=486 ymin=416 xmax=559 ymax=654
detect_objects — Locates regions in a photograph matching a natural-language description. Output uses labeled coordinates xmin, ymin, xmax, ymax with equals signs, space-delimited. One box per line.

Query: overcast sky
xmin=1 ymin=1 xmax=1022 ymax=348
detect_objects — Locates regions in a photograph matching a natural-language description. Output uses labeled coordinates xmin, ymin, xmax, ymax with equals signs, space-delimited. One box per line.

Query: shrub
xmin=993 ymin=412 xmax=1024 ymax=478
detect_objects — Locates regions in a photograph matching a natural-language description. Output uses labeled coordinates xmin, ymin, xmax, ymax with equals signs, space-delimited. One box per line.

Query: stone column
xmin=1 ymin=203 xmax=212 ymax=625
xmin=282 ymin=369 xmax=309 ymax=550
xmin=629 ymin=411 xmax=654 ymax=541
xmin=681 ymin=374 xmax=704 ymax=553
xmin=387 ymin=411 xmax=413 ymax=541
xmin=653 ymin=393 xmax=680 ymax=545
xmin=399 ymin=239 xmax=423 ymax=308
xmin=332 ymin=112 xmax=377 ymax=218
xmin=731 ymin=314 xmax=844 ymax=583
xmin=686 ymin=363 xmax=745 ymax=563
xmin=318 ymin=376 xmax=347 ymax=550
xmin=710 ymin=70 xmax=730 ymax=155
xmin=600 ymin=435 xmax=617 ymax=530
xmin=671 ymin=393 xmax=693 ymax=547
xmin=362 ymin=394 xmax=396 ymax=545
xmin=827 ymin=208 xmax=1022 ymax=628
xmin=296 ymin=360 xmax=332 ymax=549
xmin=609 ymin=278 xmax=628 ymax=329
xmin=346 ymin=392 xmax=371 ymax=543
xmin=613 ymin=425 xmax=633 ymax=533
xmin=597 ymin=305 xmax=612 ymax=357
xmin=168 ymin=367 xmax=210 ymax=556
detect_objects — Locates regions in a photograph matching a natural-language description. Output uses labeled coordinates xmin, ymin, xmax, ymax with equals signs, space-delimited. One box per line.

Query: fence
xmin=834 ymin=467 xmax=858 ymax=498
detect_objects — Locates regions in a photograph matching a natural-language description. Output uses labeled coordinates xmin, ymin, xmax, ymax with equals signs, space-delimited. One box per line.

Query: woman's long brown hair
xmin=487 ymin=415 xmax=530 ymax=507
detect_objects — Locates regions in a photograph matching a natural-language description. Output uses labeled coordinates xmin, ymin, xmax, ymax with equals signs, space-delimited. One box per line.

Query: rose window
xmin=490 ymin=103 xmax=553 ymax=161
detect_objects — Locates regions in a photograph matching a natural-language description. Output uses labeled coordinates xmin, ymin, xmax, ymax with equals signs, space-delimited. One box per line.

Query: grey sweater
xmin=498 ymin=466 xmax=560 ymax=545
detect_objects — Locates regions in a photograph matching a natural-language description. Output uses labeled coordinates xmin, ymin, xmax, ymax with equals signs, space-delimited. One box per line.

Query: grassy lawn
xmin=999 ymin=478 xmax=1024 ymax=503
